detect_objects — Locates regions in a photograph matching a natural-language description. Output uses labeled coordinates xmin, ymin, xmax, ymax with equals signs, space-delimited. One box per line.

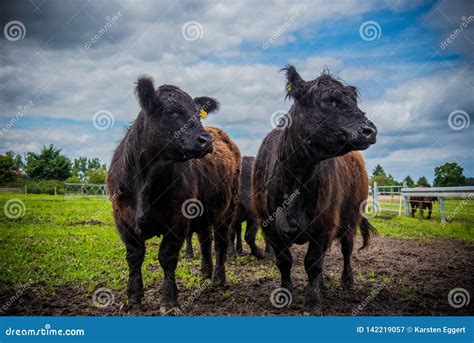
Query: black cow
xmin=253 ymin=66 xmax=378 ymax=313
xmin=107 ymin=76 xmax=241 ymax=314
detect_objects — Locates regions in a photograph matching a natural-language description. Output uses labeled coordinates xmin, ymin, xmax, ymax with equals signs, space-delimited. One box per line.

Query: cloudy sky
xmin=0 ymin=0 xmax=472 ymax=182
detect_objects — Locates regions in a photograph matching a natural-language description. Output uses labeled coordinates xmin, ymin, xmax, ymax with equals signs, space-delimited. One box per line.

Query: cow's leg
xmin=304 ymin=238 xmax=326 ymax=313
xmin=264 ymin=232 xmax=274 ymax=257
xmin=198 ymin=229 xmax=213 ymax=279
xmin=427 ymin=204 xmax=432 ymax=219
xmin=245 ymin=218 xmax=264 ymax=259
xmin=411 ymin=206 xmax=416 ymax=218
xmin=120 ymin=226 xmax=146 ymax=310
xmin=340 ymin=230 xmax=354 ymax=289
xmin=268 ymin=234 xmax=293 ymax=293
xmin=228 ymin=224 xmax=237 ymax=258
xmin=158 ymin=228 xmax=184 ymax=313
xmin=213 ymin=218 xmax=231 ymax=286
xmin=420 ymin=207 xmax=424 ymax=218
xmin=235 ymin=221 xmax=243 ymax=255
xmin=184 ymin=231 xmax=194 ymax=259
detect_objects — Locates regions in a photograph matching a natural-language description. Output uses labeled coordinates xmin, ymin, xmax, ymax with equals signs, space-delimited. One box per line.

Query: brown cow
xmin=410 ymin=187 xmax=437 ymax=219
xmin=107 ymin=76 xmax=240 ymax=313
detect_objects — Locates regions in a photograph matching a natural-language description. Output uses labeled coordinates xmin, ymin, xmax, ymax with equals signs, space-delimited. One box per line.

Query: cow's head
xmin=135 ymin=76 xmax=218 ymax=161
xmin=283 ymin=66 xmax=377 ymax=159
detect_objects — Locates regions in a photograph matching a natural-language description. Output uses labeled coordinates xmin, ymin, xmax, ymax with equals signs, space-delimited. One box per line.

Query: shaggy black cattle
xmin=252 ymin=66 xmax=378 ymax=312
xmin=184 ymin=156 xmax=268 ymax=259
xmin=107 ymin=76 xmax=241 ymax=314
xmin=228 ymin=156 xmax=267 ymax=259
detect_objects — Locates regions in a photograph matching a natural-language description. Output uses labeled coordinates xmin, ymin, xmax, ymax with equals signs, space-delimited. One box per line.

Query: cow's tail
xmin=359 ymin=217 xmax=378 ymax=251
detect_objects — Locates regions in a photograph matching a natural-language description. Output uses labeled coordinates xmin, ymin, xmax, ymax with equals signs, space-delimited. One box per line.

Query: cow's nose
xmin=360 ymin=124 xmax=377 ymax=140
xmin=197 ymin=134 xmax=212 ymax=148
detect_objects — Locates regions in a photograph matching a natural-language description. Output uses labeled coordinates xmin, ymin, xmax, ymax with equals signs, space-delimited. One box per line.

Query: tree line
xmin=1 ymin=144 xmax=471 ymax=189
xmin=370 ymin=162 xmax=472 ymax=187
xmin=0 ymin=145 xmax=107 ymax=185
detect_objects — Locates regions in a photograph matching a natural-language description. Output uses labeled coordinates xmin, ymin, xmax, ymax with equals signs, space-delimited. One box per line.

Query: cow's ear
xmin=282 ymin=65 xmax=305 ymax=101
xmin=135 ymin=75 xmax=159 ymax=113
xmin=194 ymin=96 xmax=220 ymax=114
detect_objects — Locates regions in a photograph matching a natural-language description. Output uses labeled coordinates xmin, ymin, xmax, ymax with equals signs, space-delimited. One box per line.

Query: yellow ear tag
xmin=199 ymin=108 xmax=208 ymax=120
xmin=286 ymin=83 xmax=292 ymax=92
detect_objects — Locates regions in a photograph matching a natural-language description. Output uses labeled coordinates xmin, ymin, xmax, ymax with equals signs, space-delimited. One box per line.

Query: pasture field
xmin=0 ymin=194 xmax=472 ymax=316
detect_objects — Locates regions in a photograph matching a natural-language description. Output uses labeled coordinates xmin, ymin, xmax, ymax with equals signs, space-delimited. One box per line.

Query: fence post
xmin=372 ymin=182 xmax=378 ymax=212
xmin=439 ymin=196 xmax=445 ymax=224
xmin=403 ymin=181 xmax=409 ymax=216
xmin=54 ymin=187 xmax=57 ymax=196
xmin=24 ymin=185 xmax=27 ymax=194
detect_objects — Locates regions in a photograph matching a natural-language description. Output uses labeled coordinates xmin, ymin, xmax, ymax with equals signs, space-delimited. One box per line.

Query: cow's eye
xmin=331 ymin=98 xmax=341 ymax=108
xmin=171 ymin=112 xmax=179 ymax=119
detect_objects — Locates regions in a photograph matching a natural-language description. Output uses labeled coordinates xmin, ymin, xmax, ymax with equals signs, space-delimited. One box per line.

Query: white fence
xmin=64 ymin=183 xmax=108 ymax=196
xmin=372 ymin=182 xmax=474 ymax=223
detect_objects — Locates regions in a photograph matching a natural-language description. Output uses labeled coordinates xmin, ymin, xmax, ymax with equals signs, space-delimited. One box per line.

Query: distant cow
xmin=410 ymin=188 xmax=437 ymax=219
xmin=253 ymin=66 xmax=378 ymax=312
xmin=229 ymin=156 xmax=270 ymax=259
xmin=107 ymin=76 xmax=241 ymax=314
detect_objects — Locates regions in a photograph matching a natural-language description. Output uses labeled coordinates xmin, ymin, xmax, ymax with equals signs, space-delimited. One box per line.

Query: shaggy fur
xmin=229 ymin=156 xmax=270 ymax=259
xmin=107 ymin=76 xmax=240 ymax=313
xmin=252 ymin=65 xmax=378 ymax=312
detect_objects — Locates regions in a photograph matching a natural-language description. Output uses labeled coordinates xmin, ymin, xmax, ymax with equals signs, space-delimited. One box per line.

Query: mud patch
xmin=1 ymin=236 xmax=473 ymax=316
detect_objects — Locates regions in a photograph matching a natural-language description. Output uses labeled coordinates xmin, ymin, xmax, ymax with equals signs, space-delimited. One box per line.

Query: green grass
xmin=0 ymin=194 xmax=472 ymax=294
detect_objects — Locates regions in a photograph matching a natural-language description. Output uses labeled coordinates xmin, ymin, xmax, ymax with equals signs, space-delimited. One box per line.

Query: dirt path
xmin=2 ymin=236 xmax=473 ymax=316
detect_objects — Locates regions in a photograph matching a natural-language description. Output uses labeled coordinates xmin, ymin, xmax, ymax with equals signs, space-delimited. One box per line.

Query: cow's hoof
xmin=251 ymin=248 xmax=265 ymax=260
xmin=184 ymin=252 xmax=194 ymax=259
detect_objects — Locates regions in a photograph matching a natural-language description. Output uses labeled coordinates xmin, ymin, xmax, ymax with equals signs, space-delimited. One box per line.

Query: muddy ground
xmin=2 ymin=236 xmax=473 ymax=316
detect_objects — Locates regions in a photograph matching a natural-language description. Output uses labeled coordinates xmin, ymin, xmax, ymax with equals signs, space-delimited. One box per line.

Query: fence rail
xmin=372 ymin=182 xmax=474 ymax=224
xmin=64 ymin=183 xmax=108 ymax=196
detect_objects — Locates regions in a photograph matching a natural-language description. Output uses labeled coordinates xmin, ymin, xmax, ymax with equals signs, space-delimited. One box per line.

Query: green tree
xmin=403 ymin=175 xmax=415 ymax=187
xmin=72 ymin=157 xmax=88 ymax=181
xmin=25 ymin=145 xmax=71 ymax=180
xmin=416 ymin=176 xmax=430 ymax=187
xmin=433 ymin=162 xmax=466 ymax=187
xmin=372 ymin=164 xmax=385 ymax=177
xmin=87 ymin=168 xmax=107 ymax=184
xmin=0 ymin=154 xmax=16 ymax=183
